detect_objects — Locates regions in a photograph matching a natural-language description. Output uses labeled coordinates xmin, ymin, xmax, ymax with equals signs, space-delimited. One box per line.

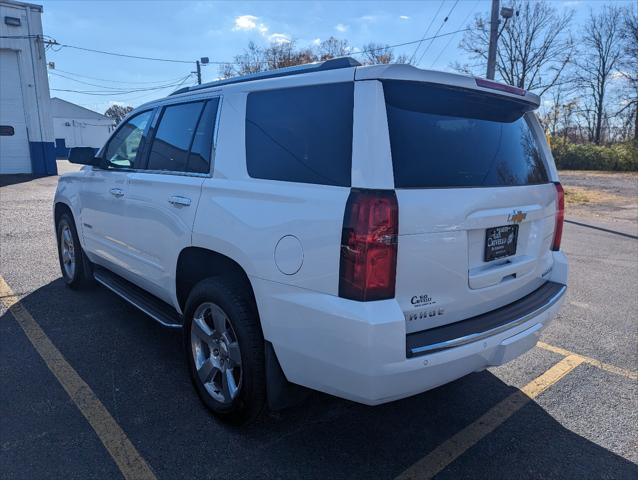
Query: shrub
xmin=550 ymin=139 xmax=638 ymax=171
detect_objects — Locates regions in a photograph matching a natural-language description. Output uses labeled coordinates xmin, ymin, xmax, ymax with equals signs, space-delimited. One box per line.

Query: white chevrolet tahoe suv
xmin=54 ymin=58 xmax=568 ymax=423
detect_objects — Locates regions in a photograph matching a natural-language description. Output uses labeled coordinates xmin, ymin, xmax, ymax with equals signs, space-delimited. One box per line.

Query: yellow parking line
xmin=538 ymin=341 xmax=637 ymax=381
xmin=0 ymin=276 xmax=156 ymax=480
xmin=395 ymin=355 xmax=584 ymax=480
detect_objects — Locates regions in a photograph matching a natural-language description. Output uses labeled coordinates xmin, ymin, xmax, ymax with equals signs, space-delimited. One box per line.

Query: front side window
xmin=245 ymin=82 xmax=354 ymax=187
xmin=147 ymin=101 xmax=205 ymax=172
xmin=103 ymin=110 xmax=153 ymax=168
xmin=186 ymin=99 xmax=219 ymax=173
xmin=383 ymin=80 xmax=549 ymax=188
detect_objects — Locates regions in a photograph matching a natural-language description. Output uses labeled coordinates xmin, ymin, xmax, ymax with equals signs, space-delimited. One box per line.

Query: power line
xmin=50 ymin=68 xmax=191 ymax=85
xmin=431 ymin=0 xmax=482 ymax=67
xmin=352 ymin=28 xmax=471 ymax=57
xmin=416 ymin=0 xmax=461 ymax=66
xmin=6 ymin=31 xmax=471 ymax=68
xmin=53 ymin=42 xmax=196 ymax=64
xmin=50 ymin=74 xmax=194 ymax=96
xmin=48 ymin=70 xmax=192 ymax=91
xmin=409 ymin=0 xmax=447 ymax=64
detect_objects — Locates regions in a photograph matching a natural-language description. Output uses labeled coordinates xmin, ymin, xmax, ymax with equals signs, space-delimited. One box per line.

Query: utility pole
xmin=193 ymin=57 xmax=209 ymax=85
xmin=195 ymin=60 xmax=202 ymax=85
xmin=486 ymin=0 xmax=500 ymax=80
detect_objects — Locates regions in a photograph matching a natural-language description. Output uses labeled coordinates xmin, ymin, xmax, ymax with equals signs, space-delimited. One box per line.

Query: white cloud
xmin=335 ymin=23 xmax=348 ymax=32
xmin=359 ymin=15 xmax=377 ymax=22
xmin=311 ymin=38 xmax=321 ymax=46
xmin=233 ymin=15 xmax=257 ymax=30
xmin=399 ymin=15 xmax=410 ymax=20
xmin=269 ymin=33 xmax=291 ymax=44
xmin=233 ymin=14 xmax=268 ymax=34
xmin=562 ymin=1 xmax=581 ymax=7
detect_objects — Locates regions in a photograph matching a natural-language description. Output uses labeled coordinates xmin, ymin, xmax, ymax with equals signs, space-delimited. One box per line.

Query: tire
xmin=56 ymin=212 xmax=94 ymax=289
xmin=184 ymin=277 xmax=266 ymax=424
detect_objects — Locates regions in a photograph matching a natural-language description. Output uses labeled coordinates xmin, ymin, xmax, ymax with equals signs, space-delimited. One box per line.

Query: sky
xmin=38 ymin=0 xmax=632 ymax=114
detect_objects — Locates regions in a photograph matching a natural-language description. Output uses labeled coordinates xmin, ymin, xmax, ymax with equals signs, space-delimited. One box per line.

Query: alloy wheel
xmin=60 ymin=224 xmax=76 ymax=279
xmin=190 ymin=302 xmax=242 ymax=404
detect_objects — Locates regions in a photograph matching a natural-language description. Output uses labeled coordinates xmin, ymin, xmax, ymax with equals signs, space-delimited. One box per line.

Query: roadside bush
xmin=550 ymin=139 xmax=638 ymax=172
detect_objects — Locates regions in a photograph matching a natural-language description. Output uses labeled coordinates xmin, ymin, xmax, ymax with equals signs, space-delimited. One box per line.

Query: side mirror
xmin=68 ymin=147 xmax=100 ymax=166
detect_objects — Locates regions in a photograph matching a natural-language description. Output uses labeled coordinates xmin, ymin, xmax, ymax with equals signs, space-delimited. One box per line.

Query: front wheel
xmin=56 ymin=212 xmax=93 ymax=289
xmin=184 ymin=278 xmax=266 ymax=424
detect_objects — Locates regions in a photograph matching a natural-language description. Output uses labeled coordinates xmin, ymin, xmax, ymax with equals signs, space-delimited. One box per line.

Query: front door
xmin=78 ymin=109 xmax=154 ymax=276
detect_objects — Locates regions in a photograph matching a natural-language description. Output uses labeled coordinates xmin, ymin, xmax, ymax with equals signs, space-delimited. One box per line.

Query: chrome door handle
xmin=168 ymin=195 xmax=191 ymax=207
xmin=109 ymin=188 xmax=124 ymax=198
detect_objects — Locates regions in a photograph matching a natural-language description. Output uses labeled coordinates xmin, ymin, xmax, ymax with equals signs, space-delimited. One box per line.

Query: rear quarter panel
xmin=192 ymin=91 xmax=350 ymax=295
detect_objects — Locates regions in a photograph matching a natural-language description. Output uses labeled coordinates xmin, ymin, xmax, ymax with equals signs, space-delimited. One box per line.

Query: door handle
xmin=168 ymin=195 xmax=192 ymax=207
xmin=109 ymin=188 xmax=124 ymax=198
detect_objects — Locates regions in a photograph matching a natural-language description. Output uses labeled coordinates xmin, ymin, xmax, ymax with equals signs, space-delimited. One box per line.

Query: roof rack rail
xmin=170 ymin=56 xmax=361 ymax=96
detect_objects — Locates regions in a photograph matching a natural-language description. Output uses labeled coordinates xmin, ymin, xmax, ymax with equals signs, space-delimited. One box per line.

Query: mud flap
xmin=265 ymin=341 xmax=311 ymax=411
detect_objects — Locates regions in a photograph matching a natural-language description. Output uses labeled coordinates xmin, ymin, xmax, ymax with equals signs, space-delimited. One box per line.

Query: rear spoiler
xmin=355 ymin=64 xmax=540 ymax=108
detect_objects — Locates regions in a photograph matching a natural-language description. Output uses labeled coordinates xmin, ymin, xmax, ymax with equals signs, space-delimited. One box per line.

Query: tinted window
xmin=245 ymin=82 xmax=354 ymax=186
xmin=147 ymin=101 xmax=204 ymax=172
xmin=383 ymin=81 xmax=549 ymax=188
xmin=186 ymin=98 xmax=219 ymax=174
xmin=104 ymin=110 xmax=153 ymax=168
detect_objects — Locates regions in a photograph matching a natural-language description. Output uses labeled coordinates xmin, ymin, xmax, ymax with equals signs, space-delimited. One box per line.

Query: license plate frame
xmin=484 ymin=224 xmax=519 ymax=262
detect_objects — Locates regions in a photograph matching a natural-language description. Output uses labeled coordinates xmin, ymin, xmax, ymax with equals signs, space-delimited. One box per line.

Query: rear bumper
xmin=406 ymin=281 xmax=565 ymax=357
xmin=252 ymin=252 xmax=568 ymax=405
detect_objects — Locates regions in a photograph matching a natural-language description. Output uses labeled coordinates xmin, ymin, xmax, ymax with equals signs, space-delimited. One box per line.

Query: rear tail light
xmin=552 ymin=182 xmax=565 ymax=251
xmin=339 ymin=189 xmax=398 ymax=301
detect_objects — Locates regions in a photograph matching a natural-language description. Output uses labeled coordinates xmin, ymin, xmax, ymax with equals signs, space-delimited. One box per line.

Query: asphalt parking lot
xmin=1 ymin=163 xmax=637 ymax=479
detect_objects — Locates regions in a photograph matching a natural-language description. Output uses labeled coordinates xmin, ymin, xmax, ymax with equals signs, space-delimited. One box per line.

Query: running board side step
xmin=93 ymin=267 xmax=182 ymax=329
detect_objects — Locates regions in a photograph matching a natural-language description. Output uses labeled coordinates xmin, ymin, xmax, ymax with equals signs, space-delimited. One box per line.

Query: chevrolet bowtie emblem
xmin=508 ymin=210 xmax=527 ymax=223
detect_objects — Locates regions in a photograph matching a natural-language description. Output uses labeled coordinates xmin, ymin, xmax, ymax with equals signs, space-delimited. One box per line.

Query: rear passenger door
xmin=122 ymin=98 xmax=220 ymax=305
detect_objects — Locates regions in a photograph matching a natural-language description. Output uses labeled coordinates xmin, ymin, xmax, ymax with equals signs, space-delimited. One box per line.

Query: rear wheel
xmin=56 ymin=212 xmax=93 ymax=288
xmin=184 ymin=277 xmax=265 ymax=424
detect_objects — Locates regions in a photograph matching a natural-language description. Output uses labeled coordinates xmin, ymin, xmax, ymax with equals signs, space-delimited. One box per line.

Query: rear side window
xmin=383 ymin=81 xmax=549 ymax=188
xmin=245 ymin=82 xmax=354 ymax=187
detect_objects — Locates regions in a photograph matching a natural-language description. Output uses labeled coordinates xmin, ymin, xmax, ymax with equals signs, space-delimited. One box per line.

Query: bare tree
xmin=317 ymin=37 xmax=351 ymax=60
xmin=220 ymin=37 xmax=412 ymax=78
xmin=457 ymin=0 xmax=573 ymax=95
xmin=360 ymin=43 xmax=410 ymax=65
xmin=620 ymin=4 xmax=638 ymax=140
xmin=219 ymin=41 xmax=265 ymax=78
xmin=220 ymin=40 xmax=319 ymax=78
xmin=576 ymin=6 xmax=624 ymax=144
xmin=104 ymin=104 xmax=133 ymax=125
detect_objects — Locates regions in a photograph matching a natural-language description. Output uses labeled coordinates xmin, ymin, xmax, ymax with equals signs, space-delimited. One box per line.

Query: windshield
xmin=383 ymin=80 xmax=549 ymax=189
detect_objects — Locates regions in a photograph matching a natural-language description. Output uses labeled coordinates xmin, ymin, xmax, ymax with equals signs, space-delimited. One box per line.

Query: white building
xmin=0 ymin=0 xmax=55 ymax=175
xmin=51 ymin=98 xmax=115 ymax=157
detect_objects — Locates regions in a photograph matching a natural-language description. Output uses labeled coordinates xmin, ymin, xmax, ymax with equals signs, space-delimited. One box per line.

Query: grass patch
xmin=564 ymin=187 xmax=591 ymax=204
xmin=563 ymin=186 xmax=625 ymax=205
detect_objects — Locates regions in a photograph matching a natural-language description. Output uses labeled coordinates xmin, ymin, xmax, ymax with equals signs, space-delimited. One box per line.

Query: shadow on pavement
xmin=0 ymin=174 xmax=44 ymax=188
xmin=2 ymin=278 xmax=637 ymax=480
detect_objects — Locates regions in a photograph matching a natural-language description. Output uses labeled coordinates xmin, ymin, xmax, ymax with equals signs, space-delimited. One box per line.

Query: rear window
xmin=245 ymin=82 xmax=354 ymax=187
xmin=383 ymin=81 xmax=549 ymax=188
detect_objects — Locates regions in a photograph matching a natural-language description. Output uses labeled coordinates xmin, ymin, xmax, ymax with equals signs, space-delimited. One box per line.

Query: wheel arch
xmin=175 ymin=247 xmax=257 ymax=314
xmin=54 ymin=201 xmax=74 ymax=226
